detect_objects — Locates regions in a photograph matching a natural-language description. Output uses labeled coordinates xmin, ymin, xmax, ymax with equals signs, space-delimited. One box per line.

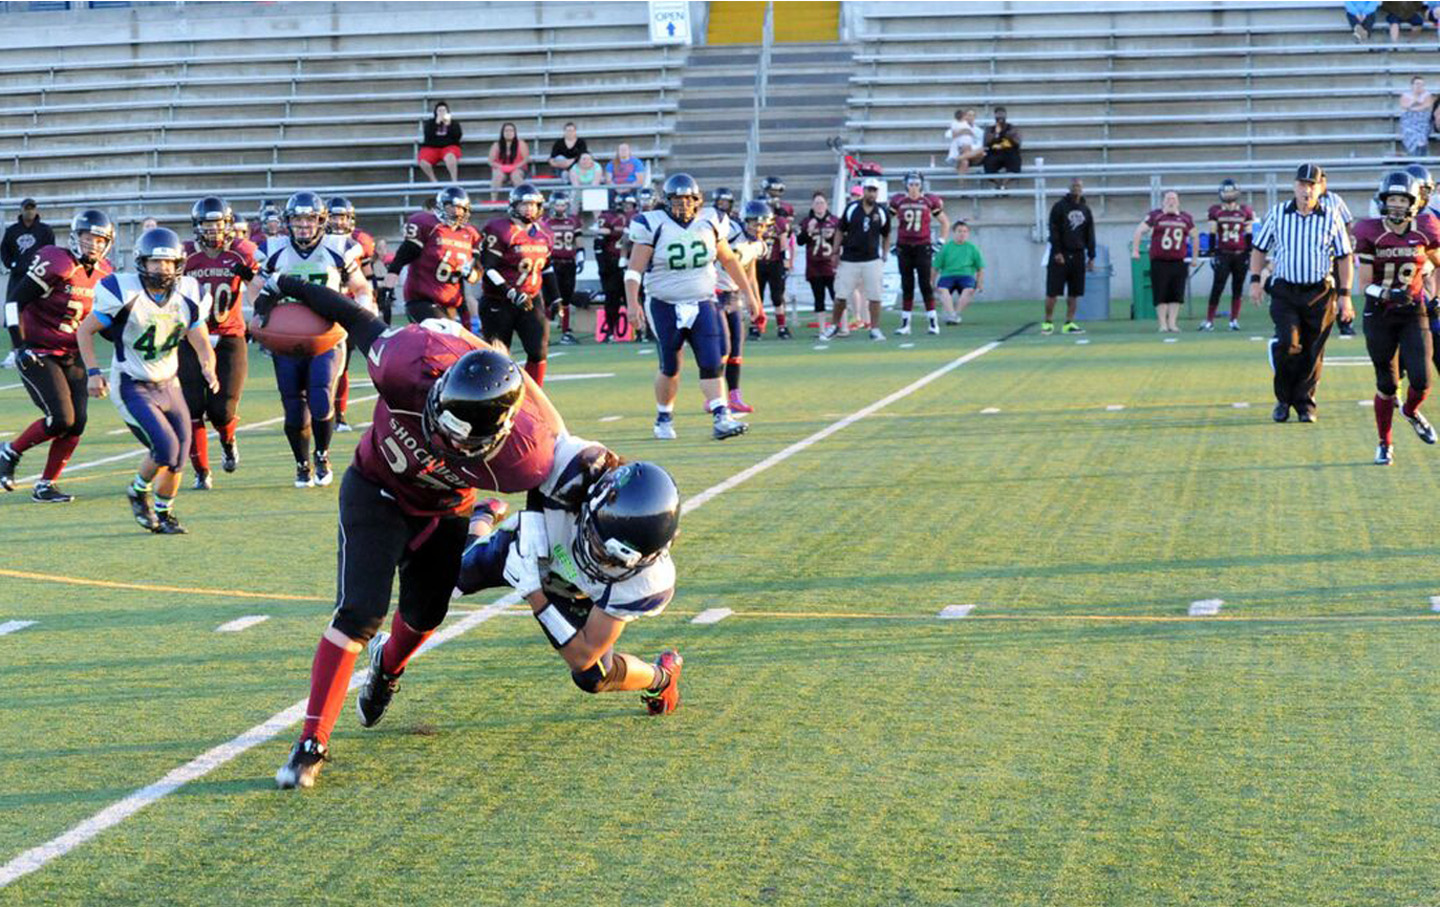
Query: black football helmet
xmin=1404 ymin=163 xmax=1435 ymax=208
xmin=617 ymin=190 xmax=638 ymax=212
xmin=68 ymin=209 xmax=114 ymax=264
xmin=191 ymin=196 xmax=233 ymax=248
xmin=1376 ymin=170 xmax=1423 ymax=225
xmin=741 ymin=199 xmax=774 ymax=236
xmin=260 ymin=204 xmax=282 ymax=236
xmin=573 ymin=461 xmax=680 ymax=582
xmin=284 ymin=192 xmax=328 ymax=251
xmin=134 ymin=227 xmax=186 ymax=295
xmin=549 ymin=190 xmax=571 ymax=215
xmin=422 ymin=349 xmax=525 ymax=458
xmin=508 ymin=183 xmax=545 ymax=224
xmin=1218 ymin=179 xmax=1240 ymax=203
xmin=905 ymin=170 xmax=924 ymax=191
xmin=435 ymin=185 xmax=471 ymax=228
xmin=637 ymin=186 xmax=658 ymax=210
xmin=711 ymin=186 xmax=735 ymax=215
xmin=326 ymin=196 xmax=356 ymax=235
xmin=664 ymin=173 xmax=703 ymax=223
xmin=761 ymin=175 xmax=786 ymax=198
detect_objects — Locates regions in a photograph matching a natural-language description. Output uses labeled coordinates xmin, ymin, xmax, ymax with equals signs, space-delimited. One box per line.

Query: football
xmin=249 ymin=302 xmax=345 ymax=357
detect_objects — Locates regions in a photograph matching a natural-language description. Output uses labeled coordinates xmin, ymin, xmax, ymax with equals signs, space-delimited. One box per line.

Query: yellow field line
xmin=0 ymin=568 xmax=329 ymax=603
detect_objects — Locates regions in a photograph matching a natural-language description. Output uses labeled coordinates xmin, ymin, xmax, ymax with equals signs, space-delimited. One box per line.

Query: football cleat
xmin=894 ymin=324 xmax=912 ymax=336
xmin=1229 ymin=320 xmax=1241 ymax=331
xmin=153 ymin=510 xmax=188 ymax=535
xmin=653 ymin=419 xmax=677 ymax=440
xmin=1375 ymin=442 xmax=1394 ymax=465
xmin=1297 ymin=411 xmax=1316 ymax=424
xmin=1062 ymin=322 xmax=1085 ymax=335
xmin=295 ymin=462 xmax=314 ymax=488
xmin=0 ymin=443 xmax=19 ymax=491
xmin=276 ymin=737 xmax=329 ymax=790
xmin=560 ymin=330 xmax=580 ymax=345
xmin=747 ymin=325 xmax=762 ymax=340
xmin=641 ymin=649 xmax=683 ymax=715
xmin=1198 ymin=321 xmax=1214 ymax=332
xmin=335 ymin=417 xmax=352 ymax=433
xmin=193 ymin=469 xmax=212 ymax=491
xmin=713 ymin=412 xmax=748 ymax=440
xmin=927 ymin=324 xmax=941 ymax=335
xmin=221 ymin=440 xmax=239 ymax=473
xmin=1040 ymin=321 xmax=1055 ymax=335
xmin=869 ymin=328 xmax=886 ymax=341
xmin=777 ymin=326 xmax=792 ymax=339
xmin=31 ymin=482 xmax=73 ymax=504
xmin=945 ymin=315 xmax=962 ymax=325
xmin=356 ymin=632 xmax=402 ymax=728
xmin=817 ymin=325 xmax=838 ymax=342
xmin=313 ymin=453 xmax=334 ymax=487
xmin=1272 ymin=403 xmax=1290 ymax=423
xmin=1407 ymin=409 xmax=1438 ymax=444
xmin=127 ymin=485 xmax=160 ymax=531
xmin=727 ymin=392 xmax=754 ymax=415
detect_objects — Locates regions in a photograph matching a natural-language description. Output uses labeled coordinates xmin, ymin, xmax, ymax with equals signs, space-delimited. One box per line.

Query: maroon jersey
xmin=595 ymin=210 xmax=631 ymax=259
xmin=543 ymin=214 xmax=583 ymax=262
xmin=763 ymin=199 xmax=796 ymax=264
xmin=480 ymin=217 xmax=552 ymax=301
xmin=799 ymin=213 xmax=841 ymax=279
xmin=1145 ymin=209 xmax=1195 ymax=261
xmin=401 ymin=211 xmax=481 ymax=311
xmin=19 ymin=246 xmax=113 ymax=355
xmin=1207 ymin=203 xmax=1255 ymax=254
xmin=1354 ymin=216 xmax=1440 ymax=302
xmin=352 ymin=324 xmax=564 ymax=517
xmin=890 ymin=192 xmax=945 ymax=247
xmin=183 ymin=238 xmax=259 ymax=337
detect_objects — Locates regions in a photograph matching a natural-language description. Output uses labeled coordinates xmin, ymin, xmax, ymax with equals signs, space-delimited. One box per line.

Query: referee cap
xmin=1294 ymin=163 xmax=1325 ymax=184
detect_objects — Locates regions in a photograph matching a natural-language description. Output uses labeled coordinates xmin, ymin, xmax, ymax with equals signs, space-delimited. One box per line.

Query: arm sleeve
xmin=451 ymin=121 xmax=462 ymax=144
xmin=627 ymin=214 xmax=657 ymax=248
xmin=275 ymin=275 xmax=387 ymax=352
xmin=390 ymin=239 xmax=422 ymax=271
xmin=1084 ymin=209 xmax=1096 ymax=258
xmin=10 ymin=265 xmax=45 ymax=312
xmin=1047 ymin=202 xmax=1061 ymax=249
xmin=0 ymin=229 xmax=15 ymax=271
xmin=92 ymin=276 xmax=126 ymax=326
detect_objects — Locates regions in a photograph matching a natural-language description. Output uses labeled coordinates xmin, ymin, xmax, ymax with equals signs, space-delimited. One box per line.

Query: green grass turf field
xmin=2 ymin=303 xmax=1438 ymax=906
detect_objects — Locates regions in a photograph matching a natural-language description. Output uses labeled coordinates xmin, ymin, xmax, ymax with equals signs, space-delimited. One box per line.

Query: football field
xmin=2 ymin=303 xmax=1438 ymax=906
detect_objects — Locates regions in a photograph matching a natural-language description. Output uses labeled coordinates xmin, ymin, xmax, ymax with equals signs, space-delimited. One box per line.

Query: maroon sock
xmin=1375 ymin=394 xmax=1397 ymax=443
xmin=1229 ymin=298 xmax=1243 ymax=321
xmin=300 ymin=634 xmax=361 ymax=746
xmin=1206 ymin=301 xmax=1219 ymax=322
xmin=923 ymin=300 xmax=936 ymax=312
xmin=381 ymin=613 xmax=434 ymax=676
xmin=190 ymin=420 xmax=209 ymax=473
xmin=560 ymin=306 xmax=571 ymax=332
xmin=336 ymin=370 xmax=350 ymax=417
xmin=1404 ymin=386 xmax=1429 ymax=418
xmin=11 ymin=419 xmax=52 ymax=455
xmin=901 ymin=299 xmax=914 ymax=313
xmin=774 ymin=308 xmax=787 ymax=327
xmin=524 ymin=359 xmax=546 ymax=386
xmin=42 ymin=435 xmax=80 ymax=481
xmin=218 ymin=418 xmax=238 ymax=446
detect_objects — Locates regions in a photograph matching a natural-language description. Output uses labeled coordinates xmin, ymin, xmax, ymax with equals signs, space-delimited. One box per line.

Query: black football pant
xmin=1365 ymin=306 xmax=1432 ymax=397
xmin=808 ymin=275 xmax=834 ymax=312
xmin=756 ymin=260 xmax=787 ymax=311
xmin=179 ymin=335 xmax=247 ymax=429
xmin=1268 ymin=279 xmax=1335 ymax=416
xmin=552 ymin=260 xmax=577 ymax=310
xmin=330 ymin=466 xmax=470 ymax=642
xmin=18 ymin=352 xmax=87 ymax=437
xmin=896 ymin=243 xmax=934 ymax=306
xmin=480 ymin=296 xmax=549 ymax=363
xmin=1207 ymin=252 xmax=1247 ymax=310
xmin=598 ymin=253 xmax=625 ymax=338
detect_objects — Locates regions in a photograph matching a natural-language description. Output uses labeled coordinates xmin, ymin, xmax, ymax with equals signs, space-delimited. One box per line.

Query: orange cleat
xmin=641 ymin=649 xmax=683 ymax=715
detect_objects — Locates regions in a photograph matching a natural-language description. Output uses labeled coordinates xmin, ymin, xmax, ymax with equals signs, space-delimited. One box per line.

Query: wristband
xmin=1337 ymin=287 xmax=1351 ymax=297
xmin=535 ymin=603 xmax=578 ymax=649
xmin=86 ymin=367 xmax=102 ymax=377
xmin=1249 ymin=273 xmax=1262 ymax=284
xmin=624 ymin=269 xmax=642 ymax=285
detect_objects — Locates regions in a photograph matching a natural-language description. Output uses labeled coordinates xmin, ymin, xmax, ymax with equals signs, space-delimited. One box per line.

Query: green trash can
xmin=1130 ymin=238 xmax=1154 ymax=321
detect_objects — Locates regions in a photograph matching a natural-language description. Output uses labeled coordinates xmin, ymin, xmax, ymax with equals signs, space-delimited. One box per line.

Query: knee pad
xmin=570 ymin=651 xmax=626 ymax=694
xmin=330 ymin=607 xmax=384 ymax=643
xmin=65 ymin=416 xmax=86 ymax=438
xmin=698 ymin=365 xmax=722 ymax=380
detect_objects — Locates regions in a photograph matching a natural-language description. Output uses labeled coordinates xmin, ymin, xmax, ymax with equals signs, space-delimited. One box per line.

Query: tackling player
xmin=250 ymin=192 xmax=371 ymax=488
xmin=478 ymin=184 xmax=554 ymax=385
xmin=889 ymin=171 xmax=949 ymax=335
xmin=626 ymin=174 xmax=755 ymax=441
xmin=754 ymin=175 xmax=796 ymax=339
xmin=594 ymin=191 xmax=634 ymax=342
xmin=182 ymin=196 xmax=257 ymax=488
xmin=543 ymin=190 xmax=583 ymax=345
xmin=389 ymin=186 xmax=481 ymax=326
xmin=0 ymin=210 xmax=115 ymax=502
xmin=77 ymin=228 xmax=217 ymax=533
xmin=325 ymin=196 xmax=376 ymax=432
xmin=1201 ymin=179 xmax=1254 ymax=332
xmin=260 ymin=276 xmax=567 ymax=790
xmin=1355 ymin=171 xmax=1440 ymax=465
xmin=714 ymin=198 xmax=768 ymax=415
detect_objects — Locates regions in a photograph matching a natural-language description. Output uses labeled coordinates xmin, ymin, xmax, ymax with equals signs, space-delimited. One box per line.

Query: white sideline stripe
xmin=1188 ymin=599 xmax=1224 ymax=617
xmin=598 ymin=415 xmax=623 ymax=423
xmin=1430 ymin=596 xmax=1440 ymax=613
xmin=17 ymin=394 xmax=380 ymax=484
xmin=937 ymin=605 xmax=974 ymax=619
xmin=1105 ymin=404 xmax=1125 ymax=411
xmin=215 ymin=615 xmax=269 ymax=633
xmin=0 ymin=382 xmax=23 ymax=391
xmin=690 ymin=607 xmax=733 ymax=625
xmin=545 ymin=372 xmax=614 ymax=382
xmin=548 ymin=351 xmax=568 ymax=358
xmin=0 ymin=336 xmax=1011 ymax=887
xmin=980 ymin=407 xmax=1001 ymax=414
xmin=0 ymin=620 xmax=37 ymax=636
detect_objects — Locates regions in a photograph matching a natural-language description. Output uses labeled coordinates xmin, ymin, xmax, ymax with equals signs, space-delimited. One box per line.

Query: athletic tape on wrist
xmin=624 ymin=269 xmax=642 ymax=285
xmin=536 ymin=604 xmax=577 ymax=649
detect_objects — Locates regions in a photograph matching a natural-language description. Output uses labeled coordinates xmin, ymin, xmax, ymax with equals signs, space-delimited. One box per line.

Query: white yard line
xmin=0 ymin=620 xmax=37 ymax=636
xmin=545 ymin=372 xmax=614 ymax=382
xmin=0 ymin=335 xmax=1010 ymax=888
xmin=215 ymin=615 xmax=270 ymax=633
xmin=690 ymin=608 xmax=733 ymax=625
xmin=1188 ymin=599 xmax=1224 ymax=617
xmin=598 ymin=415 xmax=623 ymax=423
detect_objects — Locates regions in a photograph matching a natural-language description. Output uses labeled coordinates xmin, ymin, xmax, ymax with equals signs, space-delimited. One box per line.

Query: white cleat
xmin=869 ymin=328 xmax=886 ymax=341
xmin=1375 ymin=442 xmax=1394 ymax=465
xmin=653 ymin=420 xmax=677 ymax=440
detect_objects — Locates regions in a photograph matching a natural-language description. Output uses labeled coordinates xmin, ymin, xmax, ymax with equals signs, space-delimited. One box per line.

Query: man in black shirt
xmin=821 ymin=178 xmax=892 ymax=342
xmin=1043 ymin=179 xmax=1096 ymax=335
xmin=547 ymin=122 xmax=588 ymax=177
xmin=3 ymin=198 xmax=56 ymax=355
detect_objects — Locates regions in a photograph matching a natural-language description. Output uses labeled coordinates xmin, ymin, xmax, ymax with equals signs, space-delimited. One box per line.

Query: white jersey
xmin=93 ymin=273 xmax=209 ymax=383
xmin=627 ymin=207 xmax=727 ymax=303
xmin=256 ymin=234 xmax=363 ymax=293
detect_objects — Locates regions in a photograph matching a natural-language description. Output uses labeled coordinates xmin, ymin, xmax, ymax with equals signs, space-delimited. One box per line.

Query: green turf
xmin=1 ymin=304 xmax=1437 ymax=906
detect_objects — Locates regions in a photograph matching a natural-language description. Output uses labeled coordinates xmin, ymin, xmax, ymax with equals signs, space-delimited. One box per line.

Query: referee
xmin=1249 ymin=163 xmax=1354 ymax=423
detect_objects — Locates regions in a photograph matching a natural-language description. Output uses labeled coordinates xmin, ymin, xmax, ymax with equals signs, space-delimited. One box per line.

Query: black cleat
xmin=193 ymin=469 xmax=212 ymax=491
xmin=559 ymin=330 xmax=580 ymax=345
xmin=335 ymin=416 xmax=352 ymax=433
xmin=275 ymin=737 xmax=329 ymax=790
xmin=1297 ymin=411 xmax=1316 ymax=424
xmin=220 ymin=440 xmax=239 ymax=473
xmin=31 ymin=482 xmax=73 ymax=504
xmin=313 ymin=453 xmax=333 ymax=487
xmin=747 ymin=325 xmax=762 ymax=340
xmin=127 ymin=485 xmax=160 ymax=531
xmin=295 ymin=462 xmax=314 ymax=488
xmin=777 ymin=325 xmax=793 ymax=339
xmin=1271 ymin=403 xmax=1290 ymax=423
xmin=1406 ymin=409 xmax=1437 ymax=444
xmin=0 ymin=443 xmax=18 ymax=492
xmin=356 ymin=632 xmax=402 ymax=728
xmin=153 ymin=510 xmax=188 ymax=534
xmin=1375 ymin=442 xmax=1394 ymax=465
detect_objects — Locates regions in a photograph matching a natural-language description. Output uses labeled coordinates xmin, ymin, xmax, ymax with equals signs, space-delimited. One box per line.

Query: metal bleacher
xmin=0 ymin=1 xmax=679 ymax=243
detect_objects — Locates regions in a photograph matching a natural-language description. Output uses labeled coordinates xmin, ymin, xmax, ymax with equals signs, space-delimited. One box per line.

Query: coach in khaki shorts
xmin=823 ymin=176 xmax=892 ymax=342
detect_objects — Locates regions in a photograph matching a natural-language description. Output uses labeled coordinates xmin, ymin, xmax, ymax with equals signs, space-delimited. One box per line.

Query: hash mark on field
xmin=598 ymin=415 xmax=623 ymax=422
xmin=813 ymin=344 xmax=829 ymax=350
xmin=691 ymin=608 xmax=733 ymax=625
xmin=636 ymin=348 xmax=651 ymax=355
xmin=548 ymin=351 xmax=567 ymax=358
xmin=1188 ymin=599 xmax=1224 ymax=616
xmin=1358 ymin=399 xmax=1374 ymax=407
xmin=1163 ymin=338 xmax=1178 ymax=344
xmin=215 ymin=615 xmax=269 ymax=633
xmin=899 ymin=343 xmax=915 ymax=349
xmin=1430 ymin=596 xmax=1440 ymax=613
xmin=1249 ymin=336 xmax=1266 ymax=341
xmin=981 ymin=407 xmax=1001 ymax=414
xmin=1075 ymin=339 xmax=1090 ymax=345
xmin=1232 ymin=402 xmax=1251 ymax=409
xmin=938 ymin=605 xmax=975 ymax=619
xmin=1105 ymin=404 xmax=1125 ymax=411
xmin=0 ymin=620 xmax=36 ymax=636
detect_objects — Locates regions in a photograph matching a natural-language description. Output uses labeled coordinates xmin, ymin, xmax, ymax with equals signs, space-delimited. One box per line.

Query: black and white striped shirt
xmin=1253 ymin=200 xmax=1352 ymax=284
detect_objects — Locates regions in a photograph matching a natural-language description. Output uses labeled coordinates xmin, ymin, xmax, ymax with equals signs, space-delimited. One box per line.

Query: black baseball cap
xmin=1294 ymin=164 xmax=1325 ymax=183
xmin=19 ymin=198 xmax=36 ymax=209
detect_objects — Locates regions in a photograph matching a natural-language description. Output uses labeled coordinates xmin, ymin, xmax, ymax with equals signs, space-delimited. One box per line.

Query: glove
xmin=754 ymin=310 xmax=768 ymax=333
xmin=229 ymin=261 xmax=256 ymax=282
xmin=502 ymin=545 xmax=541 ymax=597
xmin=14 ymin=347 xmax=41 ymax=370
xmin=252 ymin=289 xmax=280 ymax=326
xmin=518 ymin=510 xmax=549 ymax=560
xmin=507 ymin=287 xmax=533 ymax=311
xmin=457 ymin=259 xmax=474 ymax=282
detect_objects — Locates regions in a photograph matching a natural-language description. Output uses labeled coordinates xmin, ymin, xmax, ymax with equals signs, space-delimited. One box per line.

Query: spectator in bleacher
xmin=606 ymin=142 xmax=648 ymax=187
xmin=1384 ymin=0 xmax=1427 ymax=39
xmin=418 ymin=101 xmax=462 ymax=183
xmin=2 ymin=198 xmax=55 ymax=359
xmin=140 ymin=217 xmax=158 ymax=233
xmin=569 ymin=151 xmax=607 ymax=188
xmin=547 ymin=122 xmax=588 ymax=176
xmin=1400 ymin=75 xmax=1433 ymax=155
xmin=982 ymin=107 xmax=1022 ymax=187
xmin=1346 ymin=0 xmax=1381 ymax=39
xmin=488 ymin=122 xmax=530 ymax=190
xmin=1132 ymin=190 xmax=1197 ymax=333
xmin=945 ymin=108 xmax=985 ymax=176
